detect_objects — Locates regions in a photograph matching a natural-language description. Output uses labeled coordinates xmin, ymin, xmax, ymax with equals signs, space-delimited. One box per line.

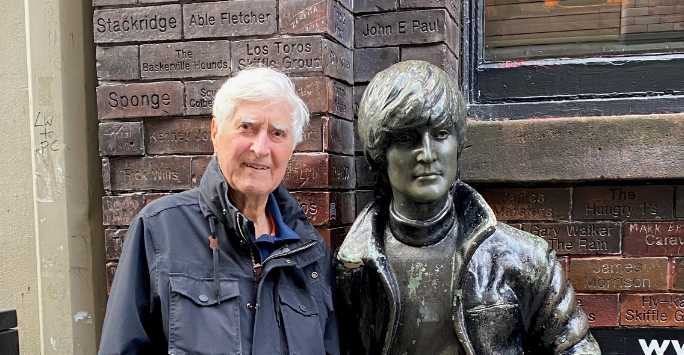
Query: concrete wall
xmin=0 ymin=0 xmax=104 ymax=353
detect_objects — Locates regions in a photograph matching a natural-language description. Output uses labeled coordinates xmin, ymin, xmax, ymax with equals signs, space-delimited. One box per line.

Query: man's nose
xmin=416 ymin=131 xmax=436 ymax=163
xmin=250 ymin=129 xmax=270 ymax=156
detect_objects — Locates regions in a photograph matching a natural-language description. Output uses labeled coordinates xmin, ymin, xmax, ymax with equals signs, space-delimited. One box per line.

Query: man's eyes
xmin=433 ymin=129 xmax=450 ymax=140
xmin=272 ymin=129 xmax=287 ymax=138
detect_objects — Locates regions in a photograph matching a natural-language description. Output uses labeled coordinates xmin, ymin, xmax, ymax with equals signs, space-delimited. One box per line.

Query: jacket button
xmin=198 ymin=294 xmax=209 ymax=303
xmin=299 ymin=305 xmax=307 ymax=312
xmin=311 ymin=271 xmax=319 ymax=279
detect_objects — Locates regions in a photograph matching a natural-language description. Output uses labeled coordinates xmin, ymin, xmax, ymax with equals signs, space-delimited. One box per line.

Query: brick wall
xmin=477 ymin=184 xmax=684 ymax=329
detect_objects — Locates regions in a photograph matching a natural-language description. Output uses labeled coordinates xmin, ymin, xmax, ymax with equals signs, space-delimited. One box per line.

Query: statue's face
xmin=385 ymin=123 xmax=459 ymax=204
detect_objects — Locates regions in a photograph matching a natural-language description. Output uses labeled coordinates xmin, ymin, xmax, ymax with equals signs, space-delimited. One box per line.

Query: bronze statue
xmin=336 ymin=61 xmax=601 ymax=355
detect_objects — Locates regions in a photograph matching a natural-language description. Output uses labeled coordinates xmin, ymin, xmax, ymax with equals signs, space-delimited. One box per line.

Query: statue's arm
xmin=527 ymin=249 xmax=601 ymax=355
xmin=335 ymin=264 xmax=364 ymax=355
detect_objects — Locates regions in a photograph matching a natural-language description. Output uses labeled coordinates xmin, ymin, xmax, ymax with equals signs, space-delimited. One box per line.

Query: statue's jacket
xmin=336 ymin=182 xmax=601 ymax=355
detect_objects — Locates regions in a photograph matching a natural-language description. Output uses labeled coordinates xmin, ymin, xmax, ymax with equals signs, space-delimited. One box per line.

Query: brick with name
xmin=291 ymin=191 xmax=355 ymax=226
xmin=108 ymin=156 xmax=192 ymax=191
xmin=284 ymin=153 xmax=355 ymax=189
xmin=99 ymin=121 xmax=144 ymax=156
xmin=569 ymin=257 xmax=668 ymax=292
xmin=479 ymin=187 xmax=570 ymax=221
xmin=574 ymin=186 xmax=674 ymax=221
xmin=145 ymin=118 xmax=213 ymax=154
xmin=576 ymin=294 xmax=619 ymax=327
xmin=624 ymin=222 xmax=684 ymax=256
xmin=97 ymin=81 xmax=184 ymax=119
xmin=185 ymin=80 xmax=224 ymax=116
xmin=292 ymin=76 xmax=353 ymax=120
xmin=94 ymin=5 xmax=181 ymax=43
xmin=280 ymin=0 xmax=354 ymax=48
xmin=620 ymin=293 xmax=684 ymax=327
xmin=102 ymin=193 xmax=145 ymax=226
xmin=140 ymin=41 xmax=230 ymax=79
xmin=232 ymin=36 xmax=353 ymax=84
xmin=183 ymin=0 xmax=276 ymax=39
xmin=521 ymin=222 xmax=621 ymax=255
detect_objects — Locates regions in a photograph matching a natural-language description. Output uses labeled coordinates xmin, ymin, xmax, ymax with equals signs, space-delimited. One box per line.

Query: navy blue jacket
xmin=99 ymin=157 xmax=340 ymax=355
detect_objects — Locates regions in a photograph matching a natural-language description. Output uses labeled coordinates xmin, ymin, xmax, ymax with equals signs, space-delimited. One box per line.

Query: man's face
xmin=211 ymin=100 xmax=295 ymax=198
xmin=385 ymin=121 xmax=459 ymax=204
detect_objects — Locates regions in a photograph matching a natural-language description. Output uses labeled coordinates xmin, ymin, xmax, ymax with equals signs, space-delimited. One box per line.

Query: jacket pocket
xmin=168 ymin=274 xmax=241 ymax=355
xmin=465 ymin=302 xmax=524 ymax=355
xmin=278 ymin=285 xmax=325 ymax=355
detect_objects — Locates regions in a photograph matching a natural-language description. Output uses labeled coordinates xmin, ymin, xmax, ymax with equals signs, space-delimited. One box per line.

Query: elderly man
xmin=100 ymin=67 xmax=340 ymax=355
xmin=336 ymin=61 xmax=600 ymax=355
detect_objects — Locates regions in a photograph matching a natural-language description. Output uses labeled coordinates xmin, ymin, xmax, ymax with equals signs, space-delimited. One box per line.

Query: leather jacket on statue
xmin=336 ymin=182 xmax=601 ymax=355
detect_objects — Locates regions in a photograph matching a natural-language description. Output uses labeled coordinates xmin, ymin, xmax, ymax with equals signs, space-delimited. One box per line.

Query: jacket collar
xmin=336 ymin=181 xmax=498 ymax=354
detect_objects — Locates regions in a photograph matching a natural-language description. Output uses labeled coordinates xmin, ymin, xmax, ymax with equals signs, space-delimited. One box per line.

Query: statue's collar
xmin=388 ymin=195 xmax=456 ymax=247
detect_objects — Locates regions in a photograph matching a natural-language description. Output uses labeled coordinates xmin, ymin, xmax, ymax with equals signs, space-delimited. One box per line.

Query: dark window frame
xmin=463 ymin=0 xmax=684 ymax=120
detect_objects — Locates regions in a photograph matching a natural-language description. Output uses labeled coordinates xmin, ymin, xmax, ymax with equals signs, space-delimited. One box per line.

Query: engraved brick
xmin=401 ymin=43 xmax=458 ymax=80
xmin=280 ymin=0 xmax=354 ymax=48
xmin=298 ymin=116 xmax=324 ymax=152
xmin=183 ymin=1 xmax=277 ymax=39
xmin=677 ymin=186 xmax=684 ymax=218
xmin=674 ymin=258 xmax=684 ymax=291
xmin=191 ymin=155 xmax=212 ymax=187
xmin=108 ymin=156 xmax=192 ymax=191
xmin=93 ymin=5 xmax=182 ymax=43
xmin=620 ymin=293 xmax=684 ymax=327
xmin=573 ymin=186 xmax=674 ymax=221
xmin=354 ymin=47 xmax=399 ymax=83
xmin=354 ymin=0 xmax=398 ymax=14
xmin=93 ymin=0 xmax=136 ymax=6
xmin=97 ymin=81 xmax=184 ymax=119
xmin=185 ymin=80 xmax=224 ymax=116
xmin=568 ymin=257 xmax=668 ymax=292
xmin=624 ymin=222 xmax=684 ymax=256
xmin=355 ymin=156 xmax=377 ymax=188
xmin=576 ymin=294 xmax=619 ymax=327
xmin=479 ymin=187 xmax=570 ymax=221
xmin=145 ymin=118 xmax=213 ymax=154
xmin=232 ymin=36 xmax=352 ymax=84
xmin=317 ymin=226 xmax=348 ymax=250
xmin=96 ymin=45 xmax=139 ymax=80
xmin=293 ymin=77 xmax=353 ymax=120
xmin=140 ymin=41 xmax=231 ymax=79
xmin=106 ymin=262 xmax=117 ymax=295
xmin=521 ymin=222 xmax=621 ymax=256
xmin=323 ymin=116 xmax=354 ymax=155
xmin=284 ymin=153 xmax=355 ymax=189
xmin=105 ymin=228 xmax=127 ymax=261
xmin=356 ymin=190 xmax=375 ymax=213
xmin=355 ymin=10 xmax=458 ymax=54
xmin=292 ymin=191 xmax=355 ymax=226
xmin=99 ymin=121 xmax=144 ymax=156
xmin=102 ymin=193 xmax=145 ymax=226
xmin=399 ymin=0 xmax=460 ymax=22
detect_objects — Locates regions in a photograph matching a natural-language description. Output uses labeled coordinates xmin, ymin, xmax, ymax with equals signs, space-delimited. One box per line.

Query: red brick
xmin=139 ymin=41 xmax=231 ymax=79
xmin=93 ymin=5 xmax=182 ymax=43
xmin=185 ymin=80 xmax=224 ymax=116
xmin=354 ymin=47 xmax=400 ymax=83
xmin=232 ymin=36 xmax=353 ymax=84
xmin=624 ymin=222 xmax=684 ymax=256
xmin=183 ymin=1 xmax=277 ymax=39
xmin=521 ymin=222 xmax=621 ymax=255
xmin=291 ymin=191 xmax=355 ymax=226
xmin=106 ymin=262 xmax=117 ymax=295
xmin=399 ymin=0 xmax=460 ymax=23
xmin=576 ymin=294 xmax=619 ymax=327
xmin=104 ymin=228 xmax=127 ymax=261
xmin=401 ymin=43 xmax=458 ymax=80
xmin=479 ymin=187 xmax=571 ymax=221
xmin=573 ymin=186 xmax=674 ymax=221
xmin=102 ymin=193 xmax=145 ymax=226
xmin=279 ymin=0 xmax=354 ymax=48
xmin=99 ymin=121 xmax=144 ymax=156
xmin=145 ymin=118 xmax=213 ymax=154
xmin=96 ymin=45 xmax=139 ymax=80
xmin=355 ymin=190 xmax=375 ymax=213
xmin=620 ymin=293 xmax=684 ymax=326
xmin=284 ymin=153 xmax=355 ymax=189
xmin=355 ymin=156 xmax=377 ymax=188
xmin=292 ymin=76 xmax=353 ymax=120
xmin=355 ymin=10 xmax=459 ymax=54
xmin=108 ymin=156 xmax=192 ymax=191
xmin=674 ymin=258 xmax=684 ymax=291
xmin=97 ymin=81 xmax=184 ymax=119
xmin=297 ymin=116 xmax=354 ymax=154
xmin=317 ymin=226 xmax=349 ymax=250
xmin=569 ymin=257 xmax=668 ymax=292
xmin=191 ymin=155 xmax=212 ymax=187
xmin=297 ymin=116 xmax=324 ymax=152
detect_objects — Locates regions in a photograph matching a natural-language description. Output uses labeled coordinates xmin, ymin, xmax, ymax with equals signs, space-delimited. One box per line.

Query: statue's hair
xmin=357 ymin=60 xmax=467 ymax=172
xmin=212 ymin=67 xmax=309 ymax=144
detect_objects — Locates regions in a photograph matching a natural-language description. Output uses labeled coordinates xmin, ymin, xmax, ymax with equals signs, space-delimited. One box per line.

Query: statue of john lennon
xmin=335 ymin=61 xmax=601 ymax=355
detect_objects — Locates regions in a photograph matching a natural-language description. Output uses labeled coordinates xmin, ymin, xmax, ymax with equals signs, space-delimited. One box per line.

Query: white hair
xmin=212 ymin=67 xmax=310 ymax=144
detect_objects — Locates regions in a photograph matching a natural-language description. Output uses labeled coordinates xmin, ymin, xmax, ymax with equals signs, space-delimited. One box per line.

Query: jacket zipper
xmin=235 ymin=213 xmax=262 ymax=283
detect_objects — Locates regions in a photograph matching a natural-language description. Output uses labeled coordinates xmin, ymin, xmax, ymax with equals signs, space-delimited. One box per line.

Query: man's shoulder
xmin=138 ymin=188 xmax=201 ymax=220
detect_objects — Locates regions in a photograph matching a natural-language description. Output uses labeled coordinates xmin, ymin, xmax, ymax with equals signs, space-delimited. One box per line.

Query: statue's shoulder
xmin=336 ymin=201 xmax=385 ymax=269
xmin=474 ymin=222 xmax=554 ymax=273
